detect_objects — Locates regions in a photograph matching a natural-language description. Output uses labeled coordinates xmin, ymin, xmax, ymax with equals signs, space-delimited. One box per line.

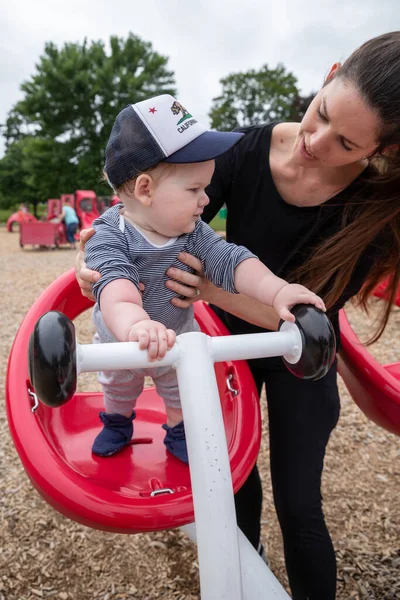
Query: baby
xmin=85 ymin=94 xmax=325 ymax=462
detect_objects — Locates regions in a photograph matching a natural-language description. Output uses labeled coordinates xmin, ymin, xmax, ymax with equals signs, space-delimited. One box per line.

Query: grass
xmin=208 ymin=214 xmax=226 ymax=232
xmin=0 ymin=209 xmax=14 ymax=223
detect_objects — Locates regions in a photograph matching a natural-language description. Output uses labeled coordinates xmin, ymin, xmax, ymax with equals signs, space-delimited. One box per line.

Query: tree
xmin=0 ymin=140 xmax=34 ymax=210
xmin=0 ymin=136 xmax=77 ymax=213
xmin=209 ymin=64 xmax=311 ymax=131
xmin=0 ymin=34 xmax=176 ymax=206
xmin=288 ymin=92 xmax=316 ymax=122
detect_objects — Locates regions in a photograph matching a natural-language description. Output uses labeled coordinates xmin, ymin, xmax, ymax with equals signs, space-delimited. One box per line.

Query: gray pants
xmin=92 ymin=306 xmax=199 ymax=415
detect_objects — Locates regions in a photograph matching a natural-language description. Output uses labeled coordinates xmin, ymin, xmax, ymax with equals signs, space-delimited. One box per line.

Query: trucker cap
xmin=105 ymin=94 xmax=244 ymax=189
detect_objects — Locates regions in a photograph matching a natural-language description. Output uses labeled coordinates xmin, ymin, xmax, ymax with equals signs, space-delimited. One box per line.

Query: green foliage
xmin=0 ymin=208 xmax=14 ymax=223
xmin=0 ymin=139 xmax=37 ymax=209
xmin=0 ymin=135 xmax=79 ymax=211
xmin=208 ymin=213 xmax=226 ymax=233
xmin=0 ymin=34 xmax=176 ymax=208
xmin=209 ymin=64 xmax=308 ymax=131
xmin=288 ymin=92 xmax=316 ymax=122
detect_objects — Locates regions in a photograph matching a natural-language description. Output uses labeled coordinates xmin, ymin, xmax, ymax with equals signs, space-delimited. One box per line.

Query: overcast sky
xmin=1 ymin=0 xmax=399 ymax=156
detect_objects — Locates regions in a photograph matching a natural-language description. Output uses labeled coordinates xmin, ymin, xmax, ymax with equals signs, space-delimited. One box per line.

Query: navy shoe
xmin=162 ymin=421 xmax=188 ymax=464
xmin=92 ymin=411 xmax=136 ymax=457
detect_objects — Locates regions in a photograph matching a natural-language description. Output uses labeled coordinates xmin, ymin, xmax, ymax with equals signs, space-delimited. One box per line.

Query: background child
xmin=85 ymin=94 xmax=325 ymax=462
xmin=60 ymin=197 xmax=79 ymax=249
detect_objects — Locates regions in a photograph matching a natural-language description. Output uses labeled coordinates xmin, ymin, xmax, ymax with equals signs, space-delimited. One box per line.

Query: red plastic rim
xmin=338 ymin=308 xmax=400 ymax=437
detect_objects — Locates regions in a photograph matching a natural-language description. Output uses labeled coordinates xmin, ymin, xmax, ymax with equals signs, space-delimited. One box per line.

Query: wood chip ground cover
xmin=0 ymin=228 xmax=399 ymax=599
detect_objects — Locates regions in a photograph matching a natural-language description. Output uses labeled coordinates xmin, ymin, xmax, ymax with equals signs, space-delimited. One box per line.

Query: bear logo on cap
xmin=171 ymin=101 xmax=193 ymax=125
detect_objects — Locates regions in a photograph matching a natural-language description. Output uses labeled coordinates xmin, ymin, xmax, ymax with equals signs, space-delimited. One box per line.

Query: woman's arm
xmin=206 ymin=286 xmax=281 ymax=331
xmin=75 ymin=228 xmax=99 ymax=300
xmin=166 ymin=252 xmax=281 ymax=331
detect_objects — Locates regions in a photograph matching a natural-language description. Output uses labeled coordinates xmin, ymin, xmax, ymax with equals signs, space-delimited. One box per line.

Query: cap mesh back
xmin=105 ymin=107 xmax=165 ymax=188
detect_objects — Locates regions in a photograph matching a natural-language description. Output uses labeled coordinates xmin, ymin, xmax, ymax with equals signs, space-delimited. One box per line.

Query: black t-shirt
xmin=202 ymin=123 xmax=383 ymax=345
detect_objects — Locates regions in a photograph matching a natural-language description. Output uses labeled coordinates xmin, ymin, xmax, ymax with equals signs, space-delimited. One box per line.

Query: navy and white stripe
xmin=85 ymin=206 xmax=257 ymax=331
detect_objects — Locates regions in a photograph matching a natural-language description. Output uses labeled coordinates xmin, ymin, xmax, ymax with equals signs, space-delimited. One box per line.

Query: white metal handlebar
xmin=77 ymin=324 xmax=302 ymax=374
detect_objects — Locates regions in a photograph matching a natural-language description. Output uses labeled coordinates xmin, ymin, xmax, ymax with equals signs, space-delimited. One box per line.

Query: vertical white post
xmin=181 ymin=523 xmax=292 ymax=600
xmin=175 ymin=332 xmax=243 ymax=600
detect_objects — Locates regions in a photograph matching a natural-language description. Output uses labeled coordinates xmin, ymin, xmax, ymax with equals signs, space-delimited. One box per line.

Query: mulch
xmin=0 ymin=227 xmax=399 ymax=600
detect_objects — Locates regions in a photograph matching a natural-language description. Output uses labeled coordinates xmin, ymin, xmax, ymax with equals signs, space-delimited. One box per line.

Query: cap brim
xmin=163 ymin=130 xmax=244 ymax=164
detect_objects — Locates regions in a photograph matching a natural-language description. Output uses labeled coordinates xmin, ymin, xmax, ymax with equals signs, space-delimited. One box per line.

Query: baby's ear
xmin=134 ymin=174 xmax=153 ymax=207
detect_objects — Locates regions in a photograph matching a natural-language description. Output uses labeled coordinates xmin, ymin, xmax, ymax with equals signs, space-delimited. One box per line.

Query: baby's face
xmin=147 ymin=161 xmax=215 ymax=237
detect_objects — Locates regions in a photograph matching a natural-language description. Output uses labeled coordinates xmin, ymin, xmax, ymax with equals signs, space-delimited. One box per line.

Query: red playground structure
xmin=19 ymin=191 xmax=100 ymax=250
xmin=338 ymin=281 xmax=400 ymax=437
xmin=56 ymin=191 xmax=100 ymax=229
xmin=6 ymin=207 xmax=37 ymax=232
xmin=6 ymin=270 xmax=261 ymax=534
xmin=71 ymin=190 xmax=100 ymax=230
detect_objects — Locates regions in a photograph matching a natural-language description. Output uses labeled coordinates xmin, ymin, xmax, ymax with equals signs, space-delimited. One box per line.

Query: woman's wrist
xmin=202 ymin=281 xmax=225 ymax=304
xmin=208 ymin=289 xmax=281 ymax=331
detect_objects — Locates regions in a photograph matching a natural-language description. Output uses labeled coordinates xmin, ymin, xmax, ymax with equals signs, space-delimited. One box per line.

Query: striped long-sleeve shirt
xmin=85 ymin=205 xmax=257 ymax=332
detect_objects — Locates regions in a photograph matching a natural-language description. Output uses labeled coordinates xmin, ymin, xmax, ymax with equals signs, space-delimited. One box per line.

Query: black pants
xmin=234 ymin=356 xmax=340 ymax=600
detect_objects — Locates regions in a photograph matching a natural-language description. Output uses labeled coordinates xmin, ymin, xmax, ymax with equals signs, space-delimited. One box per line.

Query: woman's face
xmin=294 ymin=77 xmax=381 ymax=168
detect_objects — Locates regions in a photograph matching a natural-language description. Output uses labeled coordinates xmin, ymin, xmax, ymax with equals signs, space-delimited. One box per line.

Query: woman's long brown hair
xmin=294 ymin=32 xmax=400 ymax=344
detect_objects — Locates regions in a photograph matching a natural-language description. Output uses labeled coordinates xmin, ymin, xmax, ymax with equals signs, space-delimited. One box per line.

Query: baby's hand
xmin=273 ymin=284 xmax=326 ymax=322
xmin=127 ymin=320 xmax=176 ymax=361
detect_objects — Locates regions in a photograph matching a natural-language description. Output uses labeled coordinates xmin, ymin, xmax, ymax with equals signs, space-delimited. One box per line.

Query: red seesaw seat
xmin=338 ymin=282 xmax=400 ymax=437
xmin=6 ymin=269 xmax=261 ymax=533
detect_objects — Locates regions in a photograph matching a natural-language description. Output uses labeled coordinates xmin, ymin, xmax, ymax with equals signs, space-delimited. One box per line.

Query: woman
xmin=77 ymin=32 xmax=400 ymax=600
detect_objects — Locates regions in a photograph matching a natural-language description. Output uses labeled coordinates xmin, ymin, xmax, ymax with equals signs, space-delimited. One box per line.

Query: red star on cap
xmin=149 ymin=107 xmax=157 ymax=114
